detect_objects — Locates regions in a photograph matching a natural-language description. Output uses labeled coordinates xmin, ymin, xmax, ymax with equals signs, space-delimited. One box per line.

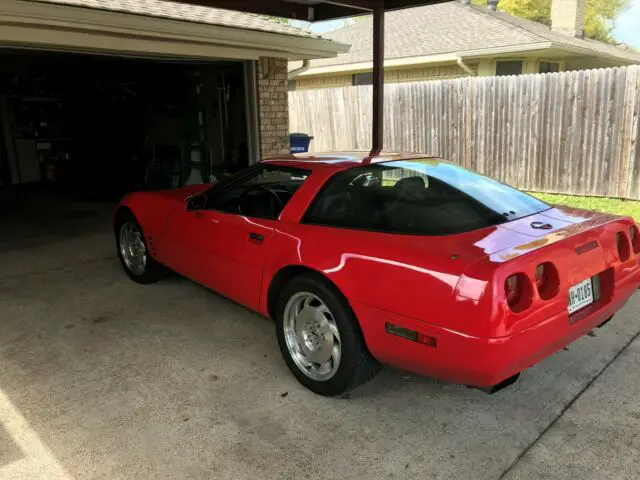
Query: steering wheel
xmin=237 ymin=185 xmax=284 ymax=216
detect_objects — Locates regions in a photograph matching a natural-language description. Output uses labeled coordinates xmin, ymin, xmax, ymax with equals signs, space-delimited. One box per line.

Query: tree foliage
xmin=472 ymin=0 xmax=630 ymax=44
xmin=264 ymin=16 xmax=288 ymax=24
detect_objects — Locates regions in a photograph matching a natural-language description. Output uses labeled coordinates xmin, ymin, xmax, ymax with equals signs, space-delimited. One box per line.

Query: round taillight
xmin=535 ymin=262 xmax=560 ymax=300
xmin=630 ymin=226 xmax=640 ymax=254
xmin=617 ymin=232 xmax=631 ymax=262
xmin=505 ymin=273 xmax=533 ymax=313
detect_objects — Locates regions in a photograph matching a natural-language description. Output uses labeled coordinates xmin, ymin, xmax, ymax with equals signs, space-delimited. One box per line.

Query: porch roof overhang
xmin=173 ymin=1 xmax=448 ymax=22
xmin=0 ymin=0 xmax=351 ymax=61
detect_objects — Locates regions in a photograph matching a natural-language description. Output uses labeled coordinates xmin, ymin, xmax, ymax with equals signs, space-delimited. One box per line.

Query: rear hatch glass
xmin=304 ymin=159 xmax=551 ymax=236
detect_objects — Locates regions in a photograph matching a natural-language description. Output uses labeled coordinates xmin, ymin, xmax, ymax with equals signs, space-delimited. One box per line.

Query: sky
xmin=303 ymin=1 xmax=640 ymax=48
xmin=308 ymin=19 xmax=346 ymax=34
xmin=614 ymin=0 xmax=640 ymax=47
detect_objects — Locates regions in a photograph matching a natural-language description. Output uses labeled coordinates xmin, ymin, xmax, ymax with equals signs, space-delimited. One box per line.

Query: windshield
xmin=304 ymin=159 xmax=550 ymax=236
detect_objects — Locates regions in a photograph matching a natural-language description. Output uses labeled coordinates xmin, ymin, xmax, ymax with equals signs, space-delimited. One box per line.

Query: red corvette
xmin=114 ymin=153 xmax=640 ymax=396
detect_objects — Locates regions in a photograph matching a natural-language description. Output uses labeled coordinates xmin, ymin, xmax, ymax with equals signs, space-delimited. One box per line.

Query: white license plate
xmin=568 ymin=278 xmax=594 ymax=314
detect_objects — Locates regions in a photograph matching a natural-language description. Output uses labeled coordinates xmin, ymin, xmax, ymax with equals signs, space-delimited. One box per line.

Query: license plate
xmin=568 ymin=278 xmax=594 ymax=314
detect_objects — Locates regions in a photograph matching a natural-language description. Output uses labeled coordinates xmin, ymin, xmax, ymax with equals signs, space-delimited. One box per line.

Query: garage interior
xmin=0 ymin=49 xmax=253 ymax=199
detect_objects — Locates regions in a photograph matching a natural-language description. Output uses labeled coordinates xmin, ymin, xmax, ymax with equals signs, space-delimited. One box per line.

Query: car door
xmin=158 ymin=198 xmax=275 ymax=312
xmin=159 ymin=165 xmax=309 ymax=311
xmin=196 ymin=208 xmax=276 ymax=310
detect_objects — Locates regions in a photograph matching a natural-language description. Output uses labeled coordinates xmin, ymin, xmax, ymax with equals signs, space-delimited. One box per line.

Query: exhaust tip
xmin=597 ymin=315 xmax=614 ymax=328
xmin=469 ymin=373 xmax=521 ymax=394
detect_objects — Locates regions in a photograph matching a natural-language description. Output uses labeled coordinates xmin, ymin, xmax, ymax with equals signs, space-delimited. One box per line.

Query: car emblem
xmin=531 ymin=221 xmax=553 ymax=230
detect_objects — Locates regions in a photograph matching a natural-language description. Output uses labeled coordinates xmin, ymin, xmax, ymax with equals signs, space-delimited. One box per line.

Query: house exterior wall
xmin=384 ymin=64 xmax=476 ymax=83
xmin=292 ymin=56 xmax=604 ymax=90
xmin=564 ymin=57 xmax=620 ymax=71
xmin=295 ymin=74 xmax=352 ymax=90
xmin=294 ymin=64 xmax=475 ymax=90
xmin=477 ymin=59 xmax=495 ymax=76
xmin=257 ymin=57 xmax=290 ymax=158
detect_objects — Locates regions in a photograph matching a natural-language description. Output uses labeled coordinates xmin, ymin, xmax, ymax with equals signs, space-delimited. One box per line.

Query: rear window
xmin=303 ymin=159 xmax=550 ymax=236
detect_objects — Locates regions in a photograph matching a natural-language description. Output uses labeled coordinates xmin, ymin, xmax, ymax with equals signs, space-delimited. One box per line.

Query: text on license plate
xmin=568 ymin=278 xmax=594 ymax=314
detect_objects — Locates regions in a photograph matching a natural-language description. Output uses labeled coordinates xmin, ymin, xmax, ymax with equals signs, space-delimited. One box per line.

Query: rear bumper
xmin=354 ymin=267 xmax=640 ymax=388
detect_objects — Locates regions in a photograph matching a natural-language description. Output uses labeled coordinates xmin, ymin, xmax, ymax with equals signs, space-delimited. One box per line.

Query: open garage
xmin=1 ymin=51 xmax=253 ymax=195
xmin=1 ymin=1 xmax=640 ymax=479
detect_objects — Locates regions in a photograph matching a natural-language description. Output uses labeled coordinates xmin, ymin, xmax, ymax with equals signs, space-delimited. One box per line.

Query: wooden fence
xmin=289 ymin=66 xmax=640 ymax=200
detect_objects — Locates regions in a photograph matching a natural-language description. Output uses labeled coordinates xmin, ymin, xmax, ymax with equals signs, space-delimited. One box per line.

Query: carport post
xmin=366 ymin=0 xmax=385 ymax=162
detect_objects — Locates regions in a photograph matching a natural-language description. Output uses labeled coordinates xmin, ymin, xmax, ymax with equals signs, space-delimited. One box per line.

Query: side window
xmin=206 ymin=166 xmax=310 ymax=219
xmin=539 ymin=61 xmax=560 ymax=74
xmin=352 ymin=72 xmax=373 ymax=86
xmin=496 ymin=60 xmax=523 ymax=76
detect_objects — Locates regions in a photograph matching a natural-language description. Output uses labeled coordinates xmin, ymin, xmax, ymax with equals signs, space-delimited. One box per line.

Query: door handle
xmin=249 ymin=232 xmax=264 ymax=243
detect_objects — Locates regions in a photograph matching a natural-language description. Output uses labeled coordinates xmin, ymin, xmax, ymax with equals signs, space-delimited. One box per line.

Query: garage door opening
xmin=0 ymin=50 xmax=255 ymax=200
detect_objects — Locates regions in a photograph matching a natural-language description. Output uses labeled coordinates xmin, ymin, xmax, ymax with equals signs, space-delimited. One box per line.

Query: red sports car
xmin=114 ymin=153 xmax=640 ymax=396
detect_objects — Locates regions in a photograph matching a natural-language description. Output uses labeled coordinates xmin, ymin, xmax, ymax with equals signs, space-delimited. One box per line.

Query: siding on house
xmin=384 ymin=64 xmax=476 ymax=83
xmin=294 ymin=64 xmax=481 ymax=90
xmin=296 ymin=74 xmax=353 ymax=90
xmin=292 ymin=58 xmax=568 ymax=90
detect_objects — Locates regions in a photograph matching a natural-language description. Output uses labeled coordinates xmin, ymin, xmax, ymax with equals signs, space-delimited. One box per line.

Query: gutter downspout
xmin=288 ymin=59 xmax=310 ymax=79
xmin=456 ymin=56 xmax=477 ymax=76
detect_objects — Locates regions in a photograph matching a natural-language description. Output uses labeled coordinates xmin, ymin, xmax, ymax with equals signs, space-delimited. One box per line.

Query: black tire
xmin=114 ymin=211 xmax=168 ymax=284
xmin=275 ymin=273 xmax=380 ymax=396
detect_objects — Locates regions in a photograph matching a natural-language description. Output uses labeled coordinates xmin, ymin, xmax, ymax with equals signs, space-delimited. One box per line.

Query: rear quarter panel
xmin=260 ymin=222 xmax=489 ymax=333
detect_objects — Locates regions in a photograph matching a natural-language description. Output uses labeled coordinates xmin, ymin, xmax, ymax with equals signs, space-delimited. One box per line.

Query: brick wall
xmin=257 ymin=57 xmax=289 ymax=158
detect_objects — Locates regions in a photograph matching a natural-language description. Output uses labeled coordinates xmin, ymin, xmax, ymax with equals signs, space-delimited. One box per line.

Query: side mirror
xmin=186 ymin=194 xmax=206 ymax=211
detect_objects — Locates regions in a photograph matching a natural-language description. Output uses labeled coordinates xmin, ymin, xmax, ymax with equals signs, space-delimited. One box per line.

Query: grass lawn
xmin=531 ymin=192 xmax=640 ymax=223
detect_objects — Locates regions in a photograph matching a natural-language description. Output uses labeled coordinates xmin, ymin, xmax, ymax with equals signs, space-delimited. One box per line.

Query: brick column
xmin=257 ymin=57 xmax=290 ymax=158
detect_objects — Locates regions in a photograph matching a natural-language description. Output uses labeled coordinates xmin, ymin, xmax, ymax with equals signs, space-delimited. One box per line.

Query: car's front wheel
xmin=115 ymin=212 xmax=167 ymax=284
xmin=275 ymin=274 xmax=380 ymax=396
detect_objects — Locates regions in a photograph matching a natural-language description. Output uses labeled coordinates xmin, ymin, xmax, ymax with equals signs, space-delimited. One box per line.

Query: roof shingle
xmin=301 ymin=1 xmax=640 ymax=69
xmin=33 ymin=0 xmax=319 ymax=38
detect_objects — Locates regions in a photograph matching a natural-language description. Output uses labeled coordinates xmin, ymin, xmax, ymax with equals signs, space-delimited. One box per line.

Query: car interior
xmin=306 ymin=169 xmax=508 ymax=235
xmin=205 ymin=166 xmax=309 ymax=219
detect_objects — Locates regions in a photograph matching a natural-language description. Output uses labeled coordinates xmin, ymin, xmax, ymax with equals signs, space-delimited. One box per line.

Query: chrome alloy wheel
xmin=283 ymin=292 xmax=342 ymax=381
xmin=119 ymin=222 xmax=147 ymax=276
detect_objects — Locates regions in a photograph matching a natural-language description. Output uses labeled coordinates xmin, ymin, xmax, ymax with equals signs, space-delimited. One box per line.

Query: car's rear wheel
xmin=115 ymin=212 xmax=167 ymax=284
xmin=275 ymin=273 xmax=380 ymax=396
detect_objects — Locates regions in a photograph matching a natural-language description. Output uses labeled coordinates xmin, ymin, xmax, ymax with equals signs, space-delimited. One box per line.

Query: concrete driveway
xmin=1 ymin=196 xmax=639 ymax=480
